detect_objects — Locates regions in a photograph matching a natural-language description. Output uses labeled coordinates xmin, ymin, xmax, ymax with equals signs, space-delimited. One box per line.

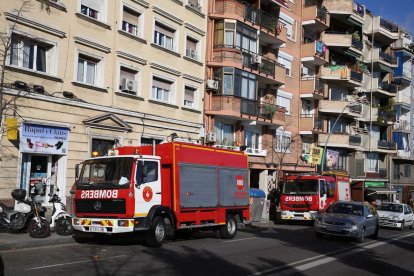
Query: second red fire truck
xmin=278 ymin=171 xmax=351 ymax=221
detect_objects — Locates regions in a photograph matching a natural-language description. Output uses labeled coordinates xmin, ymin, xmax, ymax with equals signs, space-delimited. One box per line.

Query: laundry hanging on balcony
xmin=316 ymin=41 xmax=324 ymax=56
xmin=340 ymin=66 xmax=349 ymax=79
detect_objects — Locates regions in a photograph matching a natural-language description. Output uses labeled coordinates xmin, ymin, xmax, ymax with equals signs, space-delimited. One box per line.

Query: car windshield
xmin=283 ymin=179 xmax=318 ymax=195
xmin=377 ymin=203 xmax=403 ymax=213
xmin=78 ymin=157 xmax=133 ymax=189
xmin=326 ymin=202 xmax=363 ymax=216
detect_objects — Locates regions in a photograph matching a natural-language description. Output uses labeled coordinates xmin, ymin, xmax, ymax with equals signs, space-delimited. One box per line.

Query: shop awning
xmin=378 ymin=63 xmax=395 ymax=74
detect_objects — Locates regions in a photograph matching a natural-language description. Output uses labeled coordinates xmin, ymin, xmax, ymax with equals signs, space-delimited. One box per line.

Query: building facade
xmin=0 ymin=0 xmax=208 ymax=206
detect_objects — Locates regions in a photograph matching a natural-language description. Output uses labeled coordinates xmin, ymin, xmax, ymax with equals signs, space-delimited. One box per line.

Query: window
xmin=276 ymin=129 xmax=291 ymax=153
xmin=80 ymin=0 xmax=107 ymax=21
xmin=329 ymin=118 xmax=347 ymax=133
xmin=141 ymin=161 xmax=159 ymax=183
xmin=91 ymin=138 xmax=115 ymax=157
xmin=278 ymin=54 xmax=293 ymax=76
xmin=152 ymin=76 xmax=173 ymax=102
xmin=186 ymin=36 xmax=199 ymax=60
xmin=215 ymin=121 xmax=234 ymax=146
xmin=276 ymin=90 xmax=292 ymax=114
xmin=188 ymin=0 xmax=202 ymax=12
xmin=301 ymin=65 xmax=315 ymax=78
xmin=302 ymin=142 xmax=311 ymax=154
xmin=77 ymin=54 xmax=99 ymax=85
xmin=217 ymin=67 xmax=257 ymax=98
xmin=184 ymin=86 xmax=196 ymax=108
xmin=366 ymin=152 xmax=379 ymax=172
xmin=245 ymin=130 xmax=260 ymax=150
xmin=393 ymin=163 xmax=400 ymax=179
xmin=122 ymin=7 xmax=140 ymax=36
xmin=119 ymin=66 xmax=139 ymax=95
xmin=9 ymin=34 xmax=54 ymax=74
xmin=279 ymin=13 xmax=295 ymax=40
xmin=154 ymin=22 xmax=175 ymax=51
xmin=404 ymin=164 xmax=411 ymax=178
xmin=236 ymin=24 xmax=258 ymax=53
xmin=141 ymin=137 xmax=163 ymax=146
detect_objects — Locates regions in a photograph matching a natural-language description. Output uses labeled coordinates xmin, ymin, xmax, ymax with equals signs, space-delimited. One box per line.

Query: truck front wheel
xmin=146 ymin=216 xmax=166 ymax=247
xmin=219 ymin=216 xmax=237 ymax=239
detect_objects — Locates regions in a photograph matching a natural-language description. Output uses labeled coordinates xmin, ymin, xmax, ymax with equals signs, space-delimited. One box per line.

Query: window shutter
xmin=123 ymin=8 xmax=139 ymax=25
xmin=81 ymin=0 xmax=100 ymax=10
xmin=153 ymin=77 xmax=171 ymax=90
xmin=155 ymin=23 xmax=174 ymax=38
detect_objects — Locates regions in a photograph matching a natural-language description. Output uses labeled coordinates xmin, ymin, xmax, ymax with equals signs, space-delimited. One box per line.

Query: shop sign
xmin=20 ymin=123 xmax=69 ymax=155
xmin=365 ymin=181 xmax=385 ymax=188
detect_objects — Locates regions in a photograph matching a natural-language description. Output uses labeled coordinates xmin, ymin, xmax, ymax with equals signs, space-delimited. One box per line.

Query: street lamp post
xmin=321 ymin=102 xmax=359 ymax=172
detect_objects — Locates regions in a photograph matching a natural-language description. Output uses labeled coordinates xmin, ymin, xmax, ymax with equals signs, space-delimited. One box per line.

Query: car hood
xmin=377 ymin=210 xmax=402 ymax=218
xmin=320 ymin=213 xmax=361 ymax=223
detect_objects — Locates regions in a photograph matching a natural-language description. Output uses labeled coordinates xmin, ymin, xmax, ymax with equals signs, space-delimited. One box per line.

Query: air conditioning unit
xmin=121 ymin=78 xmax=137 ymax=92
xmin=206 ymin=132 xmax=217 ymax=143
xmin=251 ymin=54 xmax=262 ymax=64
xmin=186 ymin=48 xmax=197 ymax=59
xmin=206 ymin=79 xmax=219 ymax=90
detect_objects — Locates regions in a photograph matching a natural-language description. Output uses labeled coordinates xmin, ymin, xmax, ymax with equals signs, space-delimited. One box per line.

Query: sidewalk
xmin=0 ymin=229 xmax=73 ymax=252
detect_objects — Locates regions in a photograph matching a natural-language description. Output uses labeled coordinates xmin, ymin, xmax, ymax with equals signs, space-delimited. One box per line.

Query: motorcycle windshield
xmin=77 ymin=157 xmax=133 ymax=189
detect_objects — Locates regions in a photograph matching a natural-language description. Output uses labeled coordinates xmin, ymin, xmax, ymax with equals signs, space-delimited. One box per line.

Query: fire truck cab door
xmin=135 ymin=160 xmax=161 ymax=216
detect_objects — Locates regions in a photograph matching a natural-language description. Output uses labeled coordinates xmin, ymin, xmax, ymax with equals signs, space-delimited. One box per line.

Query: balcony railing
xmin=378 ymin=110 xmax=396 ymax=122
xmin=379 ymin=51 xmax=397 ymax=65
xmin=377 ymin=140 xmax=396 ymax=150
xmin=349 ymin=135 xmax=362 ymax=146
xmin=242 ymin=51 xmax=276 ymax=76
xmin=353 ymin=2 xmax=365 ymax=17
xmin=393 ymin=120 xmax=410 ymax=131
xmin=240 ymin=98 xmax=286 ymax=121
xmin=380 ymin=18 xmax=399 ymax=33
xmin=378 ymin=81 xmax=398 ymax=93
xmin=300 ymin=114 xmax=325 ymax=132
xmin=350 ymin=69 xmax=363 ymax=82
xmin=303 ymin=1 xmax=327 ymax=23
xmin=351 ymin=38 xmax=363 ymax=51
xmin=245 ymin=4 xmax=279 ymax=33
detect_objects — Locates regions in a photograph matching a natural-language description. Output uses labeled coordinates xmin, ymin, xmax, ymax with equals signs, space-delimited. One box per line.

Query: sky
xmin=357 ymin=0 xmax=414 ymax=36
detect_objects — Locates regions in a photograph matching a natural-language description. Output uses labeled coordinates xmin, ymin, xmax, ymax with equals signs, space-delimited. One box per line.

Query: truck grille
xmin=285 ymin=203 xmax=309 ymax=208
xmin=75 ymin=199 xmax=126 ymax=214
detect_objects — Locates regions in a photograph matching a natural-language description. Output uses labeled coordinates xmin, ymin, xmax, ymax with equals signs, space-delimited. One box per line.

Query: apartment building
xmin=205 ymin=0 xmax=313 ymax=200
xmin=0 ymin=0 xmax=207 ymax=206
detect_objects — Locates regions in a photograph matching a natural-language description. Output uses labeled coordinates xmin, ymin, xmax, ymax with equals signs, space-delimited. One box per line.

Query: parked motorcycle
xmin=48 ymin=187 xmax=73 ymax=236
xmin=0 ymin=189 xmax=50 ymax=238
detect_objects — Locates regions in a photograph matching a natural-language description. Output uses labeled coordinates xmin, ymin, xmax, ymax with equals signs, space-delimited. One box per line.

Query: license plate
xmin=327 ymin=226 xmax=341 ymax=232
xmin=90 ymin=226 xmax=105 ymax=232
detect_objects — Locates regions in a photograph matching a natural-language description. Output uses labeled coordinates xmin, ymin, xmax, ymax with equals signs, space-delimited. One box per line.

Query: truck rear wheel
xmin=219 ymin=216 xmax=237 ymax=239
xmin=146 ymin=216 xmax=166 ymax=247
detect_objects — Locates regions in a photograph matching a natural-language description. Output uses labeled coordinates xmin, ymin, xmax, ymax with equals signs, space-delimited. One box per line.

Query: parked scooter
xmin=48 ymin=186 xmax=73 ymax=236
xmin=0 ymin=189 xmax=50 ymax=238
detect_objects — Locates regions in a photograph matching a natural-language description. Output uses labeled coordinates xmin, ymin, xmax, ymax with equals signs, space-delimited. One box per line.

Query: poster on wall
xmin=20 ymin=123 xmax=69 ymax=155
xmin=326 ymin=149 xmax=339 ymax=168
xmin=309 ymin=146 xmax=323 ymax=165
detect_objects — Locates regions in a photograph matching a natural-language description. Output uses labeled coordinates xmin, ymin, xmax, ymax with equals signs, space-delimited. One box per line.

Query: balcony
xmin=300 ymin=77 xmax=325 ymax=99
xmin=299 ymin=114 xmax=325 ymax=134
xmin=210 ymin=48 xmax=285 ymax=85
xmin=318 ymin=133 xmax=361 ymax=149
xmin=321 ymin=32 xmax=363 ymax=56
xmin=393 ymin=120 xmax=410 ymax=132
xmin=301 ymin=41 xmax=328 ymax=66
xmin=302 ymin=1 xmax=330 ymax=32
xmin=393 ymin=37 xmax=414 ymax=54
xmin=397 ymin=150 xmax=412 ymax=159
xmin=207 ymin=95 xmax=286 ymax=126
xmin=364 ymin=48 xmax=397 ymax=68
xmin=213 ymin=0 xmax=284 ymax=42
xmin=364 ymin=15 xmax=399 ymax=44
xmin=320 ymin=66 xmax=363 ymax=87
xmin=377 ymin=140 xmax=397 ymax=151
xmin=324 ymin=0 xmax=365 ymax=25
xmin=319 ymin=100 xmax=362 ymax=117
xmin=363 ymin=75 xmax=398 ymax=96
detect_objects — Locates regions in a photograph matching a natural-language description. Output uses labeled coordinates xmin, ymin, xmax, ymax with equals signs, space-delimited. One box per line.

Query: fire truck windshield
xmin=77 ymin=157 xmax=133 ymax=189
xmin=283 ymin=180 xmax=318 ymax=195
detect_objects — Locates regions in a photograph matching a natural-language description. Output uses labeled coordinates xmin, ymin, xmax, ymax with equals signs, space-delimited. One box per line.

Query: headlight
xmin=390 ymin=216 xmax=400 ymax=220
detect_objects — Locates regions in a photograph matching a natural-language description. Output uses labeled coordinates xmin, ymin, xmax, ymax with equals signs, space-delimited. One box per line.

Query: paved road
xmin=1 ymin=222 xmax=413 ymax=276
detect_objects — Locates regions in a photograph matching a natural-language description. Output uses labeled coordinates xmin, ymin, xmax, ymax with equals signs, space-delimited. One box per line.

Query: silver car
xmin=377 ymin=202 xmax=414 ymax=230
xmin=314 ymin=201 xmax=379 ymax=243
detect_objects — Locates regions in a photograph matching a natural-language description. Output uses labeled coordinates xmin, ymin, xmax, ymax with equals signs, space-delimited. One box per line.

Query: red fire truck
xmin=278 ymin=171 xmax=351 ymax=221
xmin=71 ymin=142 xmax=250 ymax=247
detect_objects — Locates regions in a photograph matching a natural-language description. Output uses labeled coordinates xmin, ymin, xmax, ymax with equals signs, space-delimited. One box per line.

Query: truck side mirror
xmin=135 ymin=160 xmax=144 ymax=188
xmin=75 ymin=163 xmax=80 ymax=180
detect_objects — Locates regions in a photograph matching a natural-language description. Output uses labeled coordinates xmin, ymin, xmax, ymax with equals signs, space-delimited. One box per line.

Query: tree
xmin=0 ymin=0 xmax=51 ymax=158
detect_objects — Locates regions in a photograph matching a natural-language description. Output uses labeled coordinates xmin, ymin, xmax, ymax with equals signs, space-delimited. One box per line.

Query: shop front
xmin=19 ymin=122 xmax=69 ymax=207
